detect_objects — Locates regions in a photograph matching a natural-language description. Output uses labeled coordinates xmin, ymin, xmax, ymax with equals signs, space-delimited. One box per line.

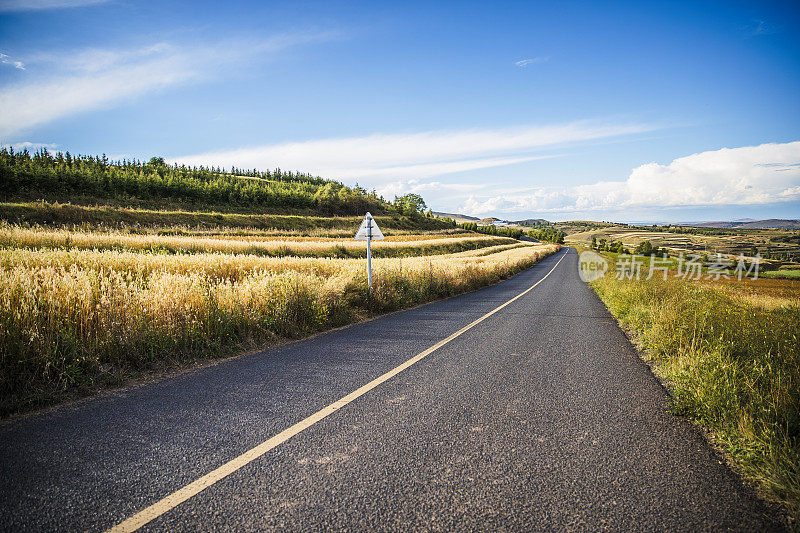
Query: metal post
xmin=367 ymin=214 xmax=372 ymax=290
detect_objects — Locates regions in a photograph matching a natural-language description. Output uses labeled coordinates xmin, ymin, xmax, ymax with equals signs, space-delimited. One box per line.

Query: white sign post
xmin=354 ymin=212 xmax=384 ymax=289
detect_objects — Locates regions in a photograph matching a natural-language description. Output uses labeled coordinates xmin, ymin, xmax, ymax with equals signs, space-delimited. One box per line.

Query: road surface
xmin=0 ymin=248 xmax=784 ymax=531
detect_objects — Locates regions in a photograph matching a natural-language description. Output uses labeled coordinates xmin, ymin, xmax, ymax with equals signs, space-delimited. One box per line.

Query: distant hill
xmin=432 ymin=211 xmax=480 ymax=223
xmin=514 ymin=218 xmax=550 ymax=226
xmin=432 ymin=213 xmax=552 ymax=227
xmin=691 ymin=219 xmax=800 ymax=229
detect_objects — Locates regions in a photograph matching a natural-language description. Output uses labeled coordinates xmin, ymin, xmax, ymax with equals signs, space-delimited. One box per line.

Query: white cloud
xmin=515 ymin=57 xmax=549 ymax=67
xmin=0 ymin=33 xmax=338 ymax=137
xmin=1 ymin=141 xmax=58 ymax=150
xmin=373 ymin=179 xmax=488 ymax=201
xmin=458 ymin=141 xmax=800 ymax=215
xmin=173 ymin=121 xmax=653 ymax=182
xmin=0 ymin=47 xmax=195 ymax=137
xmin=0 ymin=0 xmax=110 ymax=12
xmin=347 ymin=154 xmax=556 ymax=181
xmin=0 ymin=52 xmax=25 ymax=70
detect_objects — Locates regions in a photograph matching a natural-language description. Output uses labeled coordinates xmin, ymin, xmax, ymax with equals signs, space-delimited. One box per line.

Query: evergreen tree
xmin=0 ymin=148 xmax=389 ymax=216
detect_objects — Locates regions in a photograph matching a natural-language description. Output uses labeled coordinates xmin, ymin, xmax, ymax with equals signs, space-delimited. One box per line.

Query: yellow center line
xmin=108 ymin=249 xmax=568 ymax=532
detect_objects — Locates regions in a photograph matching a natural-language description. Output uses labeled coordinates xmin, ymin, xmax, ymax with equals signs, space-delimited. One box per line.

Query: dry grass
xmin=590 ymin=255 xmax=800 ymax=523
xmin=0 ymin=239 xmax=559 ymax=415
xmin=0 ymin=225 xmax=514 ymax=258
xmin=705 ymin=282 xmax=800 ymax=310
xmin=690 ymin=273 xmax=800 ymax=310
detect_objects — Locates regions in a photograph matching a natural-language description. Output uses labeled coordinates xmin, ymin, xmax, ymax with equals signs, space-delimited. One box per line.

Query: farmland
xmin=0 ymin=222 xmax=557 ymax=416
xmin=0 ymin=225 xmax=517 ymax=258
xmin=563 ymin=222 xmax=800 ymax=270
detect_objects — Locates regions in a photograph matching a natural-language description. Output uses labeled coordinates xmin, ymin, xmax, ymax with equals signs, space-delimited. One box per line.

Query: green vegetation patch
xmin=0 ymin=202 xmax=456 ymax=234
xmin=459 ymin=222 xmax=525 ymax=239
xmin=762 ymin=270 xmax=800 ymax=280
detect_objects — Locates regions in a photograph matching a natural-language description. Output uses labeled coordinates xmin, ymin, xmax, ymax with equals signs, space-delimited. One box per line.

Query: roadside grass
xmin=589 ymin=255 xmax=799 ymax=523
xmin=0 ymin=243 xmax=559 ymax=417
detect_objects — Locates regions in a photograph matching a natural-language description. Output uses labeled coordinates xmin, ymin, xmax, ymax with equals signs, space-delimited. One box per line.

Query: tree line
xmin=527 ymin=227 xmax=565 ymax=244
xmin=0 ymin=148 xmax=392 ymax=216
xmin=630 ymin=224 xmax=762 ymax=236
xmin=459 ymin=223 xmax=524 ymax=239
xmin=591 ymin=237 xmax=668 ymax=256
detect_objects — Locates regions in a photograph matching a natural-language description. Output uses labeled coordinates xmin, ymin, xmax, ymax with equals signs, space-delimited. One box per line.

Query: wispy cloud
xmin=0 ymin=0 xmax=110 ymax=12
xmin=748 ymin=19 xmax=779 ymax=36
xmin=0 ymin=32 xmax=339 ymax=137
xmin=515 ymin=57 xmax=549 ymax=67
xmin=458 ymin=141 xmax=800 ymax=215
xmin=0 ymin=141 xmax=58 ymax=150
xmin=374 ymin=180 xmax=488 ymax=201
xmin=0 ymin=52 xmax=25 ymax=70
xmin=172 ymin=121 xmax=655 ymax=183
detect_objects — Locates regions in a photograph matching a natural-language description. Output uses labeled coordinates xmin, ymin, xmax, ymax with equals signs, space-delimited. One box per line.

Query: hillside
xmin=0 ymin=148 xmax=386 ymax=217
xmin=514 ymin=218 xmax=550 ymax=226
xmin=433 ymin=214 xmax=553 ymax=227
xmin=431 ymin=211 xmax=480 ymax=223
xmin=0 ymin=202 xmax=458 ymax=234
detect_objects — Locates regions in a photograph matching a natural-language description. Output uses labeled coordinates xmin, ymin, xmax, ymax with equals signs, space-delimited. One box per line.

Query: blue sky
xmin=1 ymin=0 xmax=799 ymax=222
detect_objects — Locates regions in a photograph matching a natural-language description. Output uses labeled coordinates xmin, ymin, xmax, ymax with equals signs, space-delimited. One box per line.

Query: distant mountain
xmin=432 ymin=213 xmax=553 ymax=226
xmin=431 ymin=211 xmax=480 ymax=223
xmin=690 ymin=219 xmax=800 ymax=229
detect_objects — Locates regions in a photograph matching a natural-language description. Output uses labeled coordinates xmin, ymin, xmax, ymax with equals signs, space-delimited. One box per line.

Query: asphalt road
xmin=0 ymin=248 xmax=784 ymax=531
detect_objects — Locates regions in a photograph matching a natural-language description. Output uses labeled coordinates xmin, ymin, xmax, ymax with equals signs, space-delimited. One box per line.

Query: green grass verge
xmin=590 ymin=269 xmax=799 ymax=524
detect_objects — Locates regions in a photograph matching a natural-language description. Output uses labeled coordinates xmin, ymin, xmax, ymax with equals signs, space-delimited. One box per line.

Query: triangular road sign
xmin=354 ymin=212 xmax=385 ymax=241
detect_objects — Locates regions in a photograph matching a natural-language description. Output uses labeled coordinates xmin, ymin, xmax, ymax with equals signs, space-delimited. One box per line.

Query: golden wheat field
xmin=0 ymin=226 xmax=559 ymax=414
xmin=0 ymin=225 xmax=515 ymax=257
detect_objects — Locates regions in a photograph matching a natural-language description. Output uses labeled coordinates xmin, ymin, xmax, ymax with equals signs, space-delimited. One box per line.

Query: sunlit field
xmin=0 ymin=227 xmax=559 ymax=415
xmin=0 ymin=224 xmax=516 ymax=258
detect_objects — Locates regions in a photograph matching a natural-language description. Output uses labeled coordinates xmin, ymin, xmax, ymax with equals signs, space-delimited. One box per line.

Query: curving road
xmin=0 ymin=248 xmax=784 ymax=531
